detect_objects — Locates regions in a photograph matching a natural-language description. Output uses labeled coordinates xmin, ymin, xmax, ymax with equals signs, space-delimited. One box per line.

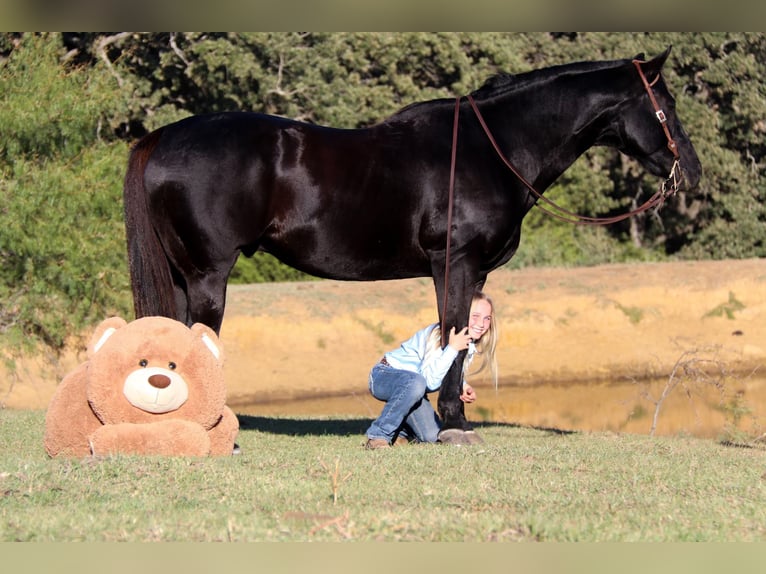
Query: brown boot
xmin=365 ymin=438 xmax=391 ymax=450
xmin=393 ymin=435 xmax=410 ymax=447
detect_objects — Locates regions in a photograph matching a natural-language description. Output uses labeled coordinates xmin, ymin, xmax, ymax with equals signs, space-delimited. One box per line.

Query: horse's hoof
xmin=437 ymin=428 xmax=483 ymax=446
xmin=464 ymin=430 xmax=484 ymax=444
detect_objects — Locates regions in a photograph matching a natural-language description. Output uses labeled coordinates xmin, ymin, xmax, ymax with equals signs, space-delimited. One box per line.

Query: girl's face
xmin=468 ymin=299 xmax=493 ymax=341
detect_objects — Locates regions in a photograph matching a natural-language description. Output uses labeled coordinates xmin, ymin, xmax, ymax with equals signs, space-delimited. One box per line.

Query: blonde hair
xmin=426 ymin=290 xmax=499 ymax=387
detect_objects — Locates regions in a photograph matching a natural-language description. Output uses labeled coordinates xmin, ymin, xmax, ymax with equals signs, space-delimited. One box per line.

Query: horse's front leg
xmin=437 ymin=352 xmax=484 ymax=445
xmin=437 ymin=358 xmax=471 ymax=429
xmin=430 ymin=251 xmax=485 ymax=445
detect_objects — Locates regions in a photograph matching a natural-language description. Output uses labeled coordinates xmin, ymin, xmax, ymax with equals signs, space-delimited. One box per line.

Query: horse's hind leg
xmin=184 ymin=269 xmax=233 ymax=334
xmin=150 ymin=191 xmax=240 ymax=333
xmin=169 ymin=265 xmax=191 ymax=325
xmin=154 ymin=239 xmax=235 ymax=333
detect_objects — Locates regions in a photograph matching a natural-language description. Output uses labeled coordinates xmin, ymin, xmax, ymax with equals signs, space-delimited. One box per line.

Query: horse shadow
xmin=237 ymin=414 xmax=371 ymax=437
xmin=235 ymin=414 xmax=576 ymax=438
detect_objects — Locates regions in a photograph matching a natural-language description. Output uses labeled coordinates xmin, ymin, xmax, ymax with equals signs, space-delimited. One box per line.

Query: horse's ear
xmin=640 ymin=46 xmax=672 ymax=82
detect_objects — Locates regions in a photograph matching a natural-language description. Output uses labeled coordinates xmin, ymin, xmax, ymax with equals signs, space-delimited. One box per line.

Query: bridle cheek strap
xmin=632 ymin=59 xmax=680 ymax=160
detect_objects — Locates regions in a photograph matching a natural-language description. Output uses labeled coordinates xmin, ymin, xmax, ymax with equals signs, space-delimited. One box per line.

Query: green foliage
xmin=0 ymin=35 xmax=108 ymax=161
xmin=1 ymin=32 xmax=765 ymax=352
xmin=0 ymin=142 xmax=132 ymax=349
xmin=229 ymin=253 xmax=313 ymax=284
xmin=0 ymin=34 xmax=133 ymax=350
xmin=0 ymin=34 xmax=132 ymax=153
xmin=509 ymin=155 xmax=664 ymax=269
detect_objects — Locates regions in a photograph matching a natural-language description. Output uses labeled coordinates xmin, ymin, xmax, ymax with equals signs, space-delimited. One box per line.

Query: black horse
xmin=123 ymin=48 xmax=701 ymax=444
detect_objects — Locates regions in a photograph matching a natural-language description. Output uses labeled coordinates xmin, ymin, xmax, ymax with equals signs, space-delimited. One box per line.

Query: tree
xmin=0 ymin=34 xmax=132 ymax=349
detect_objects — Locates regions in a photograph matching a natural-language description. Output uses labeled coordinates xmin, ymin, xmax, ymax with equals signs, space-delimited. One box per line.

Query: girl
xmin=365 ymin=291 xmax=498 ymax=449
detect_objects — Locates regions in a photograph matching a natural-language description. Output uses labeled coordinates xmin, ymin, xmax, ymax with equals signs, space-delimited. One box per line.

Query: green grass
xmin=353 ymin=317 xmax=397 ymax=346
xmin=704 ymin=291 xmax=746 ymax=320
xmin=614 ymin=302 xmax=645 ymax=324
xmin=2 ymin=409 xmax=766 ymax=542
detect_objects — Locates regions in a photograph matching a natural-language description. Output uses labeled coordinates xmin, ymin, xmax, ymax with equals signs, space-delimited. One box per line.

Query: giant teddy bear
xmin=44 ymin=316 xmax=239 ymax=457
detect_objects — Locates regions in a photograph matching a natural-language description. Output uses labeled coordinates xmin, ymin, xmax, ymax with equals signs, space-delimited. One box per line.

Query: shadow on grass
xmin=237 ymin=415 xmax=370 ymax=436
xmin=236 ymin=415 xmax=577 ymax=437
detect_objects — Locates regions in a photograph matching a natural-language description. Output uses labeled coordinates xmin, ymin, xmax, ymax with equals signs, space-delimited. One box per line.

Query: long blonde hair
xmin=426 ymin=291 xmax=499 ymax=387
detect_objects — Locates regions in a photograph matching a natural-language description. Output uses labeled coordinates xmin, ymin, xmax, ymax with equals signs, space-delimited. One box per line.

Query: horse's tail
xmin=123 ymin=128 xmax=177 ymax=320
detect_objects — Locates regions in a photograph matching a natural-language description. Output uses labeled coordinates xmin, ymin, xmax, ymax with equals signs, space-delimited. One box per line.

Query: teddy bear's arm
xmin=44 ymin=363 xmax=103 ymax=458
xmin=90 ymin=419 xmax=211 ymax=457
xmin=207 ymin=406 xmax=240 ymax=456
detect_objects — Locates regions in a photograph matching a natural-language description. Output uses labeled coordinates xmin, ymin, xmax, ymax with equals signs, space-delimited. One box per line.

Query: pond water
xmin=231 ymin=375 xmax=766 ymax=440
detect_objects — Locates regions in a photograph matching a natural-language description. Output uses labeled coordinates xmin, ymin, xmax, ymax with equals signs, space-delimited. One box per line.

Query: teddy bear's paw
xmin=90 ymin=420 xmax=212 ymax=457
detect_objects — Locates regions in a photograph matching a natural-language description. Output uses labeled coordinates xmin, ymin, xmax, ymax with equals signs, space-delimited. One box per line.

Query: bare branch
xmin=95 ymin=32 xmax=133 ymax=88
xmin=169 ymin=33 xmax=191 ymax=71
xmin=649 ymin=345 xmax=730 ymax=436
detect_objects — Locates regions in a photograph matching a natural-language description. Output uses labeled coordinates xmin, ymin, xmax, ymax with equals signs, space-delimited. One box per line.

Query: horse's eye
xmin=168 ymin=362 xmax=177 ymax=370
xmin=139 ymin=359 xmax=148 ymax=367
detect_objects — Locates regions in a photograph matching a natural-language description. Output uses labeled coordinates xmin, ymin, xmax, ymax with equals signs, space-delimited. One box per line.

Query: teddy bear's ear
xmin=88 ymin=316 xmax=128 ymax=357
xmin=190 ymin=323 xmax=224 ymax=363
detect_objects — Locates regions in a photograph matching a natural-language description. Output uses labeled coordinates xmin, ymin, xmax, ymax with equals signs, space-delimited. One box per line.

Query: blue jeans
xmin=365 ymin=362 xmax=441 ymax=443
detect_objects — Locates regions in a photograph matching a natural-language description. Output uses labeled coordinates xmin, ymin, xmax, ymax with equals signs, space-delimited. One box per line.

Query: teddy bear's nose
xmin=148 ymin=374 xmax=171 ymax=389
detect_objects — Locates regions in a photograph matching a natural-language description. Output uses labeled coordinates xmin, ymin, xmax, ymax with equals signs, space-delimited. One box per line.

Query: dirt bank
xmin=3 ymin=258 xmax=765 ymax=413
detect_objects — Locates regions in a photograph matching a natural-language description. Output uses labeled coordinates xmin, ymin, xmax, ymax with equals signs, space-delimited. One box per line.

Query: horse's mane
xmin=388 ymin=60 xmax=625 ymax=120
xmin=470 ymin=58 xmax=625 ymax=99
xmin=386 ymin=57 xmax=627 ymax=122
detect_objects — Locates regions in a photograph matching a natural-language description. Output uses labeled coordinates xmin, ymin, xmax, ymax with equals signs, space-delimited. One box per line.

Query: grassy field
xmin=2 ymin=409 xmax=766 ymax=543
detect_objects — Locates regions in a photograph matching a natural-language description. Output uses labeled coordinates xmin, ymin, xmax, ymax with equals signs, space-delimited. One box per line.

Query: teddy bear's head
xmin=86 ymin=316 xmax=226 ymax=430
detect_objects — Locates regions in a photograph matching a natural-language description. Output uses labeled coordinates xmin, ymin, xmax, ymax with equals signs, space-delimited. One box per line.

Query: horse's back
xmin=138 ymin=111 xmax=447 ymax=280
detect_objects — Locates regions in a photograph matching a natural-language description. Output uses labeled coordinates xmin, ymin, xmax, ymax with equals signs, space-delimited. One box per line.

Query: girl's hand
xmin=460 ymin=384 xmax=476 ymax=403
xmin=448 ymin=326 xmax=472 ymax=352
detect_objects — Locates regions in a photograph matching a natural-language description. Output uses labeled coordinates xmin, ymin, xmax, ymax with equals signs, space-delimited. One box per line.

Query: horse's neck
xmin=477 ymin=73 xmax=623 ymax=191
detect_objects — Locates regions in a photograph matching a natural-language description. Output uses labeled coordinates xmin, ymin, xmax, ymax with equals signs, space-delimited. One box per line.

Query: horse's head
xmin=610 ymin=47 xmax=702 ymax=194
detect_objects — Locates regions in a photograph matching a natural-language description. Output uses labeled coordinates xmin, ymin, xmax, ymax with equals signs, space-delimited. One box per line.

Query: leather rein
xmin=440 ymin=59 xmax=682 ymax=344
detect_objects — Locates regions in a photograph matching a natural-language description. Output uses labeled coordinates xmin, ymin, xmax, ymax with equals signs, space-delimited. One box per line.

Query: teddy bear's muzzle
xmin=123 ymin=366 xmax=189 ymax=414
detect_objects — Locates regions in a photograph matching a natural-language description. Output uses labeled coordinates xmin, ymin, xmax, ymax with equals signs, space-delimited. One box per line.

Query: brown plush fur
xmin=44 ymin=316 xmax=239 ymax=457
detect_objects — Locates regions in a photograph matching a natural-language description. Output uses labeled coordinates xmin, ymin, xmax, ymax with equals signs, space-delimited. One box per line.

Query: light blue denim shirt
xmin=383 ymin=323 xmax=475 ymax=392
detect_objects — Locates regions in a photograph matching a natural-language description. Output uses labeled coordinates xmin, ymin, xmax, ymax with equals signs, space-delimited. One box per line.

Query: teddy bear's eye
xmin=139 ymin=359 xmax=148 ymax=368
xmin=168 ymin=362 xmax=177 ymax=370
